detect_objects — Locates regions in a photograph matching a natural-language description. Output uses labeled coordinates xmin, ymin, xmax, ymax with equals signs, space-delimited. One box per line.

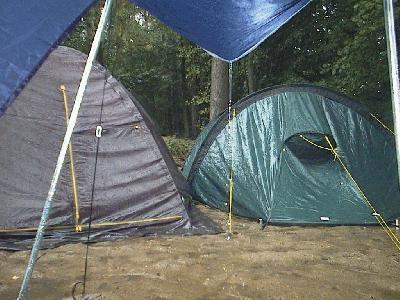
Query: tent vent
xmin=285 ymin=132 xmax=336 ymax=163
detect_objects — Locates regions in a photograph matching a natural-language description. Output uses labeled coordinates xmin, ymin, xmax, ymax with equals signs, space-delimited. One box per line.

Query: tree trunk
xmin=180 ymin=51 xmax=190 ymax=138
xmin=210 ymin=57 xmax=229 ymax=120
xmin=247 ymin=53 xmax=256 ymax=94
xmin=190 ymin=103 xmax=198 ymax=138
xmin=170 ymin=86 xmax=176 ymax=135
xmin=182 ymin=105 xmax=190 ymax=138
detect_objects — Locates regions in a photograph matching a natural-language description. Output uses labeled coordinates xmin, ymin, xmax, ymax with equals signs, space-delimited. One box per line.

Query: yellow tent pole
xmin=59 ymin=85 xmax=81 ymax=232
xmin=0 ymin=215 xmax=183 ymax=233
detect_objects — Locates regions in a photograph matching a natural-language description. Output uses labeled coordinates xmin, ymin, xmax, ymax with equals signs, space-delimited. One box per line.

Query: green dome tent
xmin=183 ymin=84 xmax=400 ymax=225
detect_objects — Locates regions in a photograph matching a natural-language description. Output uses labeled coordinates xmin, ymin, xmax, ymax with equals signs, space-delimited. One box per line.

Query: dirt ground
xmin=0 ymin=205 xmax=399 ymax=300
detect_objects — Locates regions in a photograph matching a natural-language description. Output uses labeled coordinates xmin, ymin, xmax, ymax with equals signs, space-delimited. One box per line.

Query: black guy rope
xmin=81 ymin=69 xmax=108 ymax=298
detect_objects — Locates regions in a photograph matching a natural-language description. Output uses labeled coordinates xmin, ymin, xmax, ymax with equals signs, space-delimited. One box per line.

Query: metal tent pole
xmin=17 ymin=0 xmax=114 ymax=298
xmin=383 ymin=0 xmax=400 ymax=185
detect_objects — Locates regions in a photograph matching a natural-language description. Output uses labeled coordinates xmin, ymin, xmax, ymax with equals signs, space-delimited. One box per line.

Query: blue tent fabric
xmin=131 ymin=0 xmax=311 ymax=61
xmin=0 ymin=0 xmax=311 ymax=115
xmin=0 ymin=0 xmax=96 ymax=116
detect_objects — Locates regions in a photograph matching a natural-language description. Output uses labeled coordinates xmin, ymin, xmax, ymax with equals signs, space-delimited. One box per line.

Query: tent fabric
xmin=183 ymin=84 xmax=400 ymax=225
xmin=0 ymin=46 xmax=218 ymax=250
xmin=0 ymin=0 xmax=311 ymax=117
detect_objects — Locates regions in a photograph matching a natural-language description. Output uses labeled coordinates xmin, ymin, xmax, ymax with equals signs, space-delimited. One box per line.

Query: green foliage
xmin=178 ymin=39 xmax=211 ymax=129
xmin=162 ymin=136 xmax=194 ymax=167
xmin=251 ymin=0 xmax=393 ymax=124
xmin=64 ymin=1 xmax=190 ymax=135
xmin=63 ymin=2 xmax=102 ymax=53
xmin=64 ymin=0 xmax=396 ymax=134
xmin=320 ymin=1 xmax=389 ymax=100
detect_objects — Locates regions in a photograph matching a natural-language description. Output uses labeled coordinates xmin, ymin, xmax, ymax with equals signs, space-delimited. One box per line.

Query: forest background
xmin=64 ymin=0 xmax=395 ymax=139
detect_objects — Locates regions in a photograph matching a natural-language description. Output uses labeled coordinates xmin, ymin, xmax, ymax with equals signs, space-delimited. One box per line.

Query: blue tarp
xmin=0 ymin=0 xmax=311 ymax=115
xmin=0 ymin=0 xmax=95 ymax=115
xmin=131 ymin=0 xmax=311 ymax=61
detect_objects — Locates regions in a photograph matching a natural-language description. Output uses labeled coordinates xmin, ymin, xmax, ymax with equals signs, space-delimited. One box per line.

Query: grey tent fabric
xmin=0 ymin=46 xmax=218 ymax=250
xmin=183 ymin=85 xmax=400 ymax=225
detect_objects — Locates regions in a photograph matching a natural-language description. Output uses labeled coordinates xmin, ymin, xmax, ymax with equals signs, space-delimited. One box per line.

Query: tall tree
xmin=246 ymin=53 xmax=256 ymax=94
xmin=210 ymin=57 xmax=229 ymax=120
xmin=179 ymin=44 xmax=190 ymax=138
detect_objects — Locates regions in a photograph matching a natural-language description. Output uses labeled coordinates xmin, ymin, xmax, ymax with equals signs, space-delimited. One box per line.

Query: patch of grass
xmin=163 ymin=136 xmax=194 ymax=168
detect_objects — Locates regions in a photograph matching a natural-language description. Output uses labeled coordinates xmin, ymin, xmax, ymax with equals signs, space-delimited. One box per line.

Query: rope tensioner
xmin=95 ymin=125 xmax=103 ymax=138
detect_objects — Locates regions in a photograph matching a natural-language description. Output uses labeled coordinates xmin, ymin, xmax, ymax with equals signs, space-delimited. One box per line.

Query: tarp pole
xmin=383 ymin=0 xmax=400 ymax=186
xmin=17 ymin=0 xmax=113 ymax=298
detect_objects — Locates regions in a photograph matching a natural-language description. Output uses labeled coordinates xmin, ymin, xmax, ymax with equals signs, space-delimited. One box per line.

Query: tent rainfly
xmin=183 ymin=84 xmax=400 ymax=225
xmin=0 ymin=46 xmax=218 ymax=250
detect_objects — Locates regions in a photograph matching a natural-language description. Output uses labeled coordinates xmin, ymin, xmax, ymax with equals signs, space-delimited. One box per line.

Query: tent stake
xmin=383 ymin=0 xmax=400 ymax=186
xmin=17 ymin=0 xmax=114 ymax=299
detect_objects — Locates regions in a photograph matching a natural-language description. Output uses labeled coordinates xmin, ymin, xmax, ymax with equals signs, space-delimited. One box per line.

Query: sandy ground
xmin=0 ymin=205 xmax=399 ymax=300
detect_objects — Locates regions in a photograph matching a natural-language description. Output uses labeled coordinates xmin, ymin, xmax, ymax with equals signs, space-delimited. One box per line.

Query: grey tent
xmin=0 ymin=46 xmax=217 ymax=250
xmin=183 ymin=84 xmax=400 ymax=225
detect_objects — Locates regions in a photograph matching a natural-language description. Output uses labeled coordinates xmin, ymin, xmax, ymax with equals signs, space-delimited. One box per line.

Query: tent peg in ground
xmin=225 ymin=232 xmax=233 ymax=241
xmin=258 ymin=218 xmax=267 ymax=230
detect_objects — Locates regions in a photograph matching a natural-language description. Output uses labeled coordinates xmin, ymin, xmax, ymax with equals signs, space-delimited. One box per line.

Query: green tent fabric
xmin=183 ymin=84 xmax=400 ymax=225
